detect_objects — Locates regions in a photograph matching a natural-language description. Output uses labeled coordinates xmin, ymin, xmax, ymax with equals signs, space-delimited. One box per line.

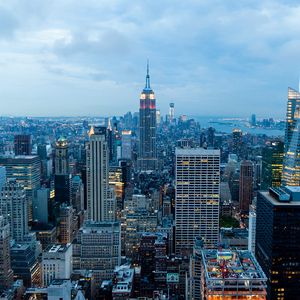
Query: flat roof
xmin=202 ymin=249 xmax=267 ymax=282
xmin=260 ymin=191 xmax=300 ymax=206
xmin=176 ymin=147 xmax=220 ymax=156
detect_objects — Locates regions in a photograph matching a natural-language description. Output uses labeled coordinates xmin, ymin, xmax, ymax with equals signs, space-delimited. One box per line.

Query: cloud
xmin=0 ymin=0 xmax=300 ymax=117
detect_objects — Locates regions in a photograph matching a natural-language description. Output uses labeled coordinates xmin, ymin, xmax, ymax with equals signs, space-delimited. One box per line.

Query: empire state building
xmin=138 ymin=62 xmax=157 ymax=171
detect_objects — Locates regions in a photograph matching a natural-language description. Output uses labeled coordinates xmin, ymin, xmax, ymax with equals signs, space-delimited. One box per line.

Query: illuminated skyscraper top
xmin=138 ymin=61 xmax=157 ymax=171
xmin=282 ymin=87 xmax=300 ymax=186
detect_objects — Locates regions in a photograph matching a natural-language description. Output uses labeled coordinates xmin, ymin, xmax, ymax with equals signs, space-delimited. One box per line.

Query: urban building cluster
xmin=0 ymin=66 xmax=299 ymax=300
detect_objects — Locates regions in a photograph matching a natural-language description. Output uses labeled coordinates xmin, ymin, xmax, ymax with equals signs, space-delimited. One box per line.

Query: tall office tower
xmin=138 ymin=62 xmax=157 ymax=171
xmin=282 ymin=87 xmax=300 ymax=186
xmin=207 ymin=127 xmax=215 ymax=147
xmin=156 ymin=109 xmax=161 ymax=125
xmin=42 ymin=244 xmax=72 ymax=287
xmin=0 ymin=155 xmax=41 ymax=221
xmin=73 ymin=221 xmax=121 ymax=288
xmin=251 ymin=113 xmax=256 ymax=126
xmin=248 ymin=204 xmax=256 ymax=254
xmin=232 ymin=128 xmax=242 ymax=155
xmin=58 ymin=204 xmax=76 ymax=244
xmin=121 ymin=130 xmax=132 ymax=160
xmin=33 ymin=187 xmax=49 ymax=224
xmin=169 ymin=102 xmax=175 ymax=123
xmin=0 ymin=179 xmax=29 ymax=242
xmin=54 ymin=137 xmax=71 ymax=204
xmin=175 ymin=148 xmax=220 ymax=255
xmin=71 ymin=175 xmax=84 ymax=213
xmin=256 ymin=187 xmax=300 ymax=299
xmin=86 ymin=126 xmax=115 ymax=222
xmin=14 ymin=134 xmax=32 ymax=155
xmin=0 ymin=216 xmax=13 ymax=292
xmin=261 ymin=141 xmax=284 ymax=189
xmin=239 ymin=160 xmax=254 ymax=213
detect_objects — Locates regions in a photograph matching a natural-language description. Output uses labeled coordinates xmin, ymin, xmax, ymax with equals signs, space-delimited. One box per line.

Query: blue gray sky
xmin=0 ymin=0 xmax=300 ymax=118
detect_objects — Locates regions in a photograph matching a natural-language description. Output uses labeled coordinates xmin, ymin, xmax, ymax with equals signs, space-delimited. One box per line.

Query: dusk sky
xmin=1 ymin=0 xmax=300 ymax=118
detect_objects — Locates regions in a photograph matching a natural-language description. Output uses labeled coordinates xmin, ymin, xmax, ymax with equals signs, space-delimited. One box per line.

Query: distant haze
xmin=0 ymin=0 xmax=299 ymax=117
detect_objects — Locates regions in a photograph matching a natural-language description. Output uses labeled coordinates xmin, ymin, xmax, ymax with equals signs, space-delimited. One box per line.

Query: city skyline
xmin=1 ymin=1 xmax=300 ymax=117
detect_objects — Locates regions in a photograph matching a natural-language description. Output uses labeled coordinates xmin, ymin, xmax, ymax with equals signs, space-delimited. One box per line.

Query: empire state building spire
xmin=144 ymin=60 xmax=151 ymax=90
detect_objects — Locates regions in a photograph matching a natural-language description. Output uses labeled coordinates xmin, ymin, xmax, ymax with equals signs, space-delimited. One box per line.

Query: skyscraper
xmin=14 ymin=134 xmax=32 ymax=156
xmin=169 ymin=102 xmax=175 ymax=123
xmin=86 ymin=126 xmax=115 ymax=222
xmin=256 ymin=187 xmax=300 ymax=299
xmin=282 ymin=87 xmax=300 ymax=186
xmin=232 ymin=128 xmax=242 ymax=156
xmin=261 ymin=141 xmax=284 ymax=189
xmin=121 ymin=130 xmax=132 ymax=160
xmin=0 ymin=216 xmax=13 ymax=292
xmin=138 ymin=62 xmax=157 ymax=171
xmin=0 ymin=178 xmax=29 ymax=242
xmin=239 ymin=160 xmax=254 ymax=213
xmin=54 ymin=137 xmax=71 ymax=204
xmin=175 ymin=147 xmax=220 ymax=255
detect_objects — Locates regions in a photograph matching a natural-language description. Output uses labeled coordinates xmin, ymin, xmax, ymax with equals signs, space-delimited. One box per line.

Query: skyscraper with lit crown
xmin=138 ymin=62 xmax=157 ymax=171
xmin=282 ymin=87 xmax=300 ymax=186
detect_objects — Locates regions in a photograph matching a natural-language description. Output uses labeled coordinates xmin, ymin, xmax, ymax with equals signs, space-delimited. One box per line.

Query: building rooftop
xmin=202 ymin=249 xmax=266 ymax=282
xmin=45 ymin=243 xmax=71 ymax=254
xmin=176 ymin=147 xmax=220 ymax=155
xmin=260 ymin=190 xmax=300 ymax=206
xmin=112 ymin=264 xmax=134 ymax=295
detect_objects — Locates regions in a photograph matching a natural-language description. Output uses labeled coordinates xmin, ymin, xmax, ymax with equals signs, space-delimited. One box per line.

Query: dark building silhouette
xmin=14 ymin=134 xmax=32 ymax=155
xmin=256 ymin=187 xmax=300 ymax=300
xmin=239 ymin=160 xmax=253 ymax=213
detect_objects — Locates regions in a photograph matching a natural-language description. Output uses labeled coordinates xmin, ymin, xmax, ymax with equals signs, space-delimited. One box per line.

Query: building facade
xmin=239 ymin=160 xmax=254 ymax=213
xmin=175 ymin=148 xmax=220 ymax=255
xmin=86 ymin=126 xmax=115 ymax=222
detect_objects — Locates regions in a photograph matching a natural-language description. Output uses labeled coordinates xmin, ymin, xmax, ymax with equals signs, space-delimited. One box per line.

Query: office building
xmin=42 ymin=243 xmax=72 ymax=287
xmin=261 ymin=141 xmax=284 ymax=189
xmin=175 ymin=147 xmax=220 ymax=255
xmin=0 ymin=155 xmax=41 ymax=221
xmin=54 ymin=137 xmax=71 ymax=205
xmin=71 ymin=175 xmax=84 ymax=213
xmin=86 ymin=126 xmax=115 ymax=222
xmin=0 ymin=178 xmax=29 ymax=242
xmin=248 ymin=204 xmax=256 ymax=254
xmin=58 ymin=204 xmax=76 ymax=244
xmin=232 ymin=128 xmax=242 ymax=155
xmin=0 ymin=166 xmax=6 ymax=190
xmin=256 ymin=187 xmax=300 ymax=299
xmin=121 ymin=130 xmax=132 ymax=160
xmin=33 ymin=187 xmax=49 ymax=224
xmin=282 ymin=87 xmax=300 ymax=186
xmin=169 ymin=102 xmax=175 ymax=123
xmin=14 ymin=134 xmax=32 ymax=156
xmin=0 ymin=216 xmax=13 ymax=292
xmin=239 ymin=160 xmax=254 ymax=213
xmin=201 ymin=249 xmax=267 ymax=299
xmin=73 ymin=221 xmax=121 ymax=286
xmin=138 ymin=62 xmax=157 ymax=171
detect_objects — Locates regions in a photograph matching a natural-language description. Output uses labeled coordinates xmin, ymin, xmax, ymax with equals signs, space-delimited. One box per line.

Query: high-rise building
xmin=282 ymin=87 xmax=300 ymax=186
xmin=256 ymin=187 xmax=300 ymax=299
xmin=121 ymin=130 xmax=132 ymax=160
xmin=58 ymin=204 xmax=76 ymax=244
xmin=138 ymin=62 xmax=157 ymax=171
xmin=0 ymin=216 xmax=13 ymax=292
xmin=232 ymin=128 xmax=242 ymax=155
xmin=73 ymin=221 xmax=121 ymax=287
xmin=251 ymin=113 xmax=256 ymax=126
xmin=33 ymin=187 xmax=49 ymax=224
xmin=239 ymin=160 xmax=253 ymax=213
xmin=261 ymin=141 xmax=284 ymax=189
xmin=42 ymin=244 xmax=72 ymax=287
xmin=86 ymin=126 xmax=115 ymax=222
xmin=175 ymin=148 xmax=220 ymax=255
xmin=248 ymin=204 xmax=256 ymax=254
xmin=0 ymin=178 xmax=29 ymax=242
xmin=169 ymin=103 xmax=175 ymax=123
xmin=156 ymin=109 xmax=161 ymax=125
xmin=54 ymin=137 xmax=71 ymax=205
xmin=0 ymin=155 xmax=41 ymax=221
xmin=14 ymin=134 xmax=32 ymax=156
xmin=0 ymin=166 xmax=6 ymax=190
